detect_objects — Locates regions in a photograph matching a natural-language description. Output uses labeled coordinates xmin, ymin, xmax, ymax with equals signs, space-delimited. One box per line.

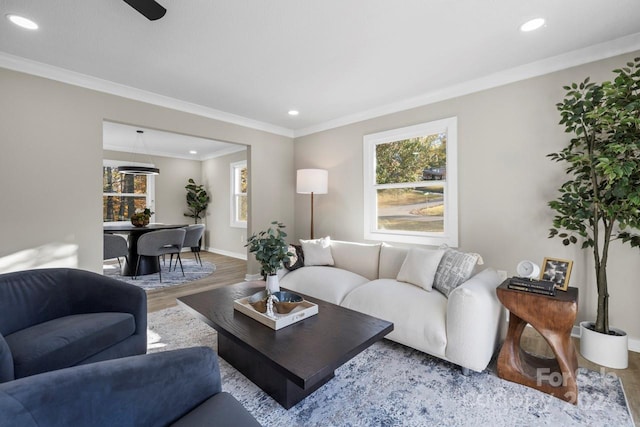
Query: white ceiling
xmin=103 ymin=121 xmax=245 ymax=161
xmin=2 ymin=0 xmax=640 ymax=140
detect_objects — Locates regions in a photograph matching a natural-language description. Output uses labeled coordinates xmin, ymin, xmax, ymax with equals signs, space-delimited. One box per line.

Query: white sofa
xmin=280 ymin=240 xmax=504 ymax=373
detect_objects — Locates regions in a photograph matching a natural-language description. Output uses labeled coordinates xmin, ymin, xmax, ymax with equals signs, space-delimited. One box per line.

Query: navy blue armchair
xmin=0 ymin=268 xmax=146 ymax=383
xmin=0 ymin=347 xmax=261 ymax=427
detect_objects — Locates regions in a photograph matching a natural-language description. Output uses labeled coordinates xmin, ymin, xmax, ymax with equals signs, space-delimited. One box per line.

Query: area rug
xmin=103 ymin=259 xmax=216 ymax=290
xmin=147 ymin=307 xmax=634 ymax=427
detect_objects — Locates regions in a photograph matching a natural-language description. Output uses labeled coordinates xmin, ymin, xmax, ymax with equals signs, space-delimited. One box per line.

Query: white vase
xmin=266 ymin=274 xmax=280 ymax=293
xmin=580 ymin=321 xmax=628 ymax=369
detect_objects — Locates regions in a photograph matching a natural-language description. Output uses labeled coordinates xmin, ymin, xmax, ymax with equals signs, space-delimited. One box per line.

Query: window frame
xmin=102 ymin=159 xmax=155 ymax=225
xmin=230 ymin=160 xmax=248 ymax=228
xmin=363 ymin=117 xmax=458 ymax=247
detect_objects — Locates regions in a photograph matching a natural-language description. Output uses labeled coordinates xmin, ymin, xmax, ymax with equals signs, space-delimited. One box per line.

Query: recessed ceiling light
xmin=189 ymin=150 xmax=197 ymax=154
xmin=6 ymin=14 xmax=38 ymax=30
xmin=288 ymin=110 xmax=299 ymax=116
xmin=520 ymin=18 xmax=545 ymax=32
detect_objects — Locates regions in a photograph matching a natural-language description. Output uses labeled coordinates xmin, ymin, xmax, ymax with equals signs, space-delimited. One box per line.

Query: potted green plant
xmin=245 ymin=221 xmax=292 ymax=293
xmin=130 ymin=208 xmax=154 ymax=227
xmin=548 ymin=56 xmax=640 ymax=369
xmin=184 ymin=179 xmax=210 ymax=224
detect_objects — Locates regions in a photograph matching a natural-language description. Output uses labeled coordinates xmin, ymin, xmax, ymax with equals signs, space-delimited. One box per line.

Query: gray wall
xmin=293 ymin=51 xmax=640 ymax=345
xmin=202 ymin=150 xmax=248 ymax=258
xmin=103 ymin=149 xmax=202 ymax=226
xmin=0 ymin=67 xmax=294 ymax=275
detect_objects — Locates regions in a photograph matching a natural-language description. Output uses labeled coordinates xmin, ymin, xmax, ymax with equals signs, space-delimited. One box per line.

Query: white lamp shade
xmin=297 ymin=169 xmax=328 ymax=194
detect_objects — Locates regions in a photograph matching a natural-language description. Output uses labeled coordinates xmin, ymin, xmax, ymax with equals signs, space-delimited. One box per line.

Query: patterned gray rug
xmin=103 ymin=258 xmax=215 ymax=290
xmin=147 ymin=306 xmax=634 ymax=427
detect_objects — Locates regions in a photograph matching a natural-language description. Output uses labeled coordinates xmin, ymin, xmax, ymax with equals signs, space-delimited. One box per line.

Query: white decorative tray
xmin=233 ymin=296 xmax=318 ymax=330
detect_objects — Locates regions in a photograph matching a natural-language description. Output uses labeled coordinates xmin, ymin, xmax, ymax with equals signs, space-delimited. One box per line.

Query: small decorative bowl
xmin=247 ymin=290 xmax=268 ymax=313
xmin=272 ymin=291 xmax=304 ymax=314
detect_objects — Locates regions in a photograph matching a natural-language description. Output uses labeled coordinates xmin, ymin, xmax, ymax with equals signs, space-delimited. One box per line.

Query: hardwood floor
xmin=146 ymin=252 xmax=639 ymax=424
xmin=146 ymin=251 xmax=247 ymax=313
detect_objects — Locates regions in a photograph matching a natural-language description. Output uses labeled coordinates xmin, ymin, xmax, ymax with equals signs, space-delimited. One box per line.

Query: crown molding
xmin=293 ymin=32 xmax=640 ymax=138
xmin=103 ymin=143 xmax=246 ymax=161
xmin=0 ymin=52 xmax=294 ymax=138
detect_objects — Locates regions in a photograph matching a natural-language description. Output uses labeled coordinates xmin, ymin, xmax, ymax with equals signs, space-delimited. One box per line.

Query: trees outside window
xmin=103 ymin=160 xmax=154 ymax=223
xmin=231 ymin=161 xmax=248 ymax=228
xmin=363 ymin=117 xmax=458 ymax=246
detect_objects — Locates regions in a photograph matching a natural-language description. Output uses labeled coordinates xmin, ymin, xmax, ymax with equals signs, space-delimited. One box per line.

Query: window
xmin=363 ymin=117 xmax=458 ymax=246
xmin=103 ymin=160 xmax=155 ymax=223
xmin=230 ymin=160 xmax=248 ymax=228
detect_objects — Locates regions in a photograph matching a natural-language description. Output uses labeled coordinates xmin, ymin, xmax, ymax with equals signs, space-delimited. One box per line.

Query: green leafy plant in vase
xmin=548 ymin=56 xmax=640 ymax=369
xmin=245 ymin=221 xmax=293 ymax=293
xmin=130 ymin=208 xmax=154 ymax=227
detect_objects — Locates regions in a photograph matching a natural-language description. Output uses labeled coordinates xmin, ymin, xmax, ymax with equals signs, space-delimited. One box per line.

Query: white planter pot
xmin=580 ymin=321 xmax=628 ymax=369
xmin=266 ymin=275 xmax=280 ymax=293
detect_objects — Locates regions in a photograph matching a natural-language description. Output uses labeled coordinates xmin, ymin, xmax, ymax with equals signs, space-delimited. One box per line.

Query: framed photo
xmin=540 ymin=257 xmax=573 ymax=291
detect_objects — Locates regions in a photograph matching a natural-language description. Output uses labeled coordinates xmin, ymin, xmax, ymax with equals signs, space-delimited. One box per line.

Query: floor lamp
xmin=296 ymin=169 xmax=328 ymax=239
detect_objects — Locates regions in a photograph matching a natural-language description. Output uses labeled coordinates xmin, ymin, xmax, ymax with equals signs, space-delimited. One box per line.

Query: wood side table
xmin=496 ymin=280 xmax=579 ymax=404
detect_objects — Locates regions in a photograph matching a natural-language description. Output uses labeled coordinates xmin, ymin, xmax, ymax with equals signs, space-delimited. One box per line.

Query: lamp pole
xmin=310 ymin=191 xmax=315 ymax=239
xmin=296 ymin=169 xmax=328 ymax=240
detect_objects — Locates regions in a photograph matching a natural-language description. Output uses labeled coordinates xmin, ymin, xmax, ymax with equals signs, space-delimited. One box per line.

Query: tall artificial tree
xmin=548 ymin=57 xmax=640 ymax=335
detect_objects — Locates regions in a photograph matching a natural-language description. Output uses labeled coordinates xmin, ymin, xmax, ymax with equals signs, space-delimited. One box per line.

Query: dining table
xmin=104 ymin=223 xmax=188 ymax=276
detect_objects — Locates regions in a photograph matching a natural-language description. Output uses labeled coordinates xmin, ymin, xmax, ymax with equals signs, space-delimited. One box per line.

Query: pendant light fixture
xmin=118 ymin=130 xmax=160 ymax=175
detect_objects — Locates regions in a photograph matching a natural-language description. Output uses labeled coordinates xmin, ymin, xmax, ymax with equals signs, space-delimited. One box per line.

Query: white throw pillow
xmin=396 ymin=248 xmax=445 ymax=291
xmin=300 ymin=236 xmax=335 ymax=266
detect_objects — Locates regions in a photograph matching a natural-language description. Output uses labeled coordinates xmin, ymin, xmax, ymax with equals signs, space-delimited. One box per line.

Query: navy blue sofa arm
xmin=0 ymin=347 xmax=232 ymax=427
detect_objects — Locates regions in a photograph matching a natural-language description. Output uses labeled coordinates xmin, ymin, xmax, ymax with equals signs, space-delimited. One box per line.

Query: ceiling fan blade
xmin=123 ymin=0 xmax=166 ymax=21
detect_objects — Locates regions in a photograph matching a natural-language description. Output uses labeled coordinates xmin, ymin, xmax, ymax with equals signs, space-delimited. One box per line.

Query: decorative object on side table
xmin=548 ymin=57 xmax=640 ymax=369
xmin=245 ymin=221 xmax=293 ymax=293
xmin=540 ymin=257 xmax=573 ymax=291
xmin=515 ymin=260 xmax=540 ymax=279
xmin=130 ymin=208 xmax=153 ymax=227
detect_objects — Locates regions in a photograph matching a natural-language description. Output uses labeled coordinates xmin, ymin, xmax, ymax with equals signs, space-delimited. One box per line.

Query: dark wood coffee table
xmin=177 ymin=281 xmax=393 ymax=409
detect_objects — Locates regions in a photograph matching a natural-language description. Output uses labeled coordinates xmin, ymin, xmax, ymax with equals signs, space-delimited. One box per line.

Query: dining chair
xmin=134 ymin=229 xmax=186 ymax=282
xmin=103 ymin=233 xmax=128 ymax=268
xmin=182 ymin=224 xmax=206 ymax=266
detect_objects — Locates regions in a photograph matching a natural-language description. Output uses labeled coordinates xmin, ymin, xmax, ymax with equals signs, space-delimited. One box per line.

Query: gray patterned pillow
xmin=433 ymin=249 xmax=481 ymax=297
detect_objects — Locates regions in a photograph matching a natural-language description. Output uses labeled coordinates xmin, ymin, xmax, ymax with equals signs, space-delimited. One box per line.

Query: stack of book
xmin=508 ymin=277 xmax=556 ymax=296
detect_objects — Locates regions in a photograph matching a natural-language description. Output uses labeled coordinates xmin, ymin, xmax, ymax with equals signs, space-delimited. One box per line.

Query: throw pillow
xmin=300 ymin=236 xmax=335 ymax=266
xmin=283 ymin=244 xmax=304 ymax=271
xmin=396 ymin=248 xmax=445 ymax=291
xmin=433 ymin=248 xmax=482 ymax=297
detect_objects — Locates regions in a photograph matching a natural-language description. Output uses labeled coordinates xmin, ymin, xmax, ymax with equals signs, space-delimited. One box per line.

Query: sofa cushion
xmin=5 ymin=312 xmax=135 ymax=378
xmin=300 ymin=237 xmax=335 ymax=266
xmin=330 ymin=241 xmax=382 ymax=281
xmin=341 ymin=279 xmax=448 ymax=357
xmin=396 ymin=248 xmax=445 ymax=291
xmin=378 ymin=244 xmax=409 ymax=279
xmin=280 ymin=266 xmax=369 ymax=305
xmin=433 ymin=248 xmax=481 ymax=297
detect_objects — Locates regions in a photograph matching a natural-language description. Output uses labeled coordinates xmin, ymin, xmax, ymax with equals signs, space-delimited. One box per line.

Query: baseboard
xmin=205 ymin=246 xmax=247 ymax=261
xmin=245 ymin=273 xmax=263 ymax=281
xmin=571 ymin=325 xmax=639 ymax=353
